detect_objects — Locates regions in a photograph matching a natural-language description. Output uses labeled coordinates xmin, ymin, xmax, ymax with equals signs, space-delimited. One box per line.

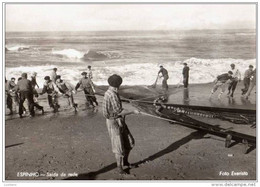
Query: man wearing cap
xmin=56 ymin=75 xmax=78 ymax=111
xmin=14 ymin=73 xmax=35 ymax=118
xmin=103 ymin=74 xmax=140 ymax=175
xmin=182 ymin=63 xmax=190 ymax=88
xmin=75 ymin=72 xmax=98 ymax=107
xmin=158 ymin=65 xmax=169 ymax=91
xmin=50 ymin=68 xmax=58 ymax=83
xmin=209 ymin=71 xmax=233 ymax=99
xmin=241 ymin=65 xmax=254 ymax=95
xmin=39 ymin=76 xmax=61 ymax=112
xmin=227 ymin=64 xmax=241 ymax=97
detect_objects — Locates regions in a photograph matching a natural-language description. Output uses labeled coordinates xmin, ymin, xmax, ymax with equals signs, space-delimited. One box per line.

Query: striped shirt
xmin=103 ymin=86 xmax=123 ymax=119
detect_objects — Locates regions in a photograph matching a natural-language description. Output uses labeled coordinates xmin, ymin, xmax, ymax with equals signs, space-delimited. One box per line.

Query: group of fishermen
xmin=156 ymin=63 xmax=190 ymax=91
xmin=5 ymin=65 xmax=98 ymax=118
xmin=209 ymin=63 xmax=256 ymax=99
xmin=157 ymin=63 xmax=256 ymax=100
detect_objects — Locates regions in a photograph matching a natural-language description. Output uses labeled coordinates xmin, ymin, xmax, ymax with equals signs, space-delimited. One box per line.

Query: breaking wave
xmin=52 ymin=48 xmax=120 ymax=61
xmin=6 ymin=45 xmax=30 ymax=51
xmin=52 ymin=49 xmax=85 ymax=59
xmin=5 ymin=58 xmax=256 ymax=88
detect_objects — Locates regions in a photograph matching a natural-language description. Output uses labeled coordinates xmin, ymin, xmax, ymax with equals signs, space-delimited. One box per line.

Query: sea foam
xmin=6 ymin=45 xmax=30 ymax=51
xmin=5 ymin=58 xmax=256 ymax=88
xmin=52 ymin=49 xmax=85 ymax=59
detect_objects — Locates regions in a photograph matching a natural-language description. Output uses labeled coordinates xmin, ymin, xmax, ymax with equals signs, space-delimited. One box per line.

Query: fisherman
xmin=31 ymin=72 xmax=40 ymax=90
xmin=50 ymin=68 xmax=58 ymax=83
xmin=56 ymin=75 xmax=78 ymax=111
xmin=158 ymin=65 xmax=169 ymax=91
xmin=30 ymin=72 xmax=44 ymax=112
xmin=8 ymin=77 xmax=20 ymax=113
xmin=5 ymin=78 xmax=13 ymax=115
xmin=86 ymin=65 xmax=96 ymax=93
xmin=209 ymin=71 xmax=233 ymax=99
xmin=103 ymin=74 xmax=140 ymax=174
xmin=86 ymin=65 xmax=93 ymax=80
xmin=39 ymin=76 xmax=62 ymax=112
xmin=244 ymin=68 xmax=256 ymax=100
xmin=182 ymin=63 xmax=190 ymax=88
xmin=241 ymin=65 xmax=254 ymax=95
xmin=227 ymin=63 xmax=241 ymax=97
xmin=75 ymin=72 xmax=98 ymax=107
xmin=14 ymin=73 xmax=35 ymax=118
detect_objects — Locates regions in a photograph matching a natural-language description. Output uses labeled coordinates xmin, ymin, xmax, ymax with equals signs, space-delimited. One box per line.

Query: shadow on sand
xmin=64 ymin=130 xmax=207 ymax=180
xmin=5 ymin=143 xmax=24 ymax=149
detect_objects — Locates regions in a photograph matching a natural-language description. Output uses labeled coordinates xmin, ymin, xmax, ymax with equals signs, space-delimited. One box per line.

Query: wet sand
xmin=5 ymin=83 xmax=256 ymax=180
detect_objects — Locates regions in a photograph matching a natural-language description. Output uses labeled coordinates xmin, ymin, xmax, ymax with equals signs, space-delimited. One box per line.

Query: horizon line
xmin=5 ymin=28 xmax=256 ymax=33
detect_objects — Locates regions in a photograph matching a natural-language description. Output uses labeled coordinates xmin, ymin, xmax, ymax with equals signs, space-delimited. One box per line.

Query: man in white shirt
xmin=227 ymin=63 xmax=241 ymax=97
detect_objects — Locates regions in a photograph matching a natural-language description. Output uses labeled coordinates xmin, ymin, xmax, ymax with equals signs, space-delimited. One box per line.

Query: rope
xmin=140 ymin=111 xmax=179 ymax=124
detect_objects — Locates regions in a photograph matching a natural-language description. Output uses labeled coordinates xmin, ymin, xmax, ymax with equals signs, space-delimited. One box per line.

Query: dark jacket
xmin=15 ymin=78 xmax=33 ymax=92
xmin=183 ymin=66 xmax=189 ymax=78
xmin=217 ymin=73 xmax=232 ymax=83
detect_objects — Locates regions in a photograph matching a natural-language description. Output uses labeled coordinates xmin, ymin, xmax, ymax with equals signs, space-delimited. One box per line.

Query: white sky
xmin=5 ymin=4 xmax=256 ymax=32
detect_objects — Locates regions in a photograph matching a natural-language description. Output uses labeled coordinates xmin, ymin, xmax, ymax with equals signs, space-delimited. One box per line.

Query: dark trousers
xmin=162 ymin=78 xmax=168 ymax=90
xmin=47 ymin=95 xmax=58 ymax=108
xmin=183 ymin=77 xmax=189 ymax=88
xmin=34 ymin=102 xmax=43 ymax=110
xmin=83 ymin=89 xmax=97 ymax=106
xmin=228 ymin=79 xmax=238 ymax=96
xmin=242 ymin=78 xmax=250 ymax=95
xmin=6 ymin=94 xmax=12 ymax=112
xmin=19 ymin=91 xmax=34 ymax=116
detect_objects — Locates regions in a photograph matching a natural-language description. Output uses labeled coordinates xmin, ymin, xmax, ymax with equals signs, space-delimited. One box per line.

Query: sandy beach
xmin=5 ymin=83 xmax=256 ymax=180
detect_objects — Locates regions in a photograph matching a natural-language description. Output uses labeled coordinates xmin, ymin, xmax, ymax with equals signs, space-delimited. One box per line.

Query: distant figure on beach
xmin=241 ymin=65 xmax=254 ymax=95
xmin=182 ymin=63 xmax=189 ymax=88
xmin=14 ymin=73 xmax=35 ymax=118
xmin=103 ymin=74 xmax=140 ymax=175
xmin=86 ymin=65 xmax=93 ymax=80
xmin=158 ymin=65 xmax=169 ymax=91
xmin=227 ymin=64 xmax=241 ymax=97
xmin=39 ymin=76 xmax=62 ymax=112
xmin=75 ymin=72 xmax=98 ymax=108
xmin=209 ymin=71 xmax=233 ymax=99
xmin=244 ymin=68 xmax=256 ymax=100
xmin=56 ymin=75 xmax=78 ymax=112
xmin=50 ymin=68 xmax=58 ymax=83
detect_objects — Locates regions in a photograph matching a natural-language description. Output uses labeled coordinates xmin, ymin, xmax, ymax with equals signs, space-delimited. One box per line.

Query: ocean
xmin=5 ymin=29 xmax=256 ymax=87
